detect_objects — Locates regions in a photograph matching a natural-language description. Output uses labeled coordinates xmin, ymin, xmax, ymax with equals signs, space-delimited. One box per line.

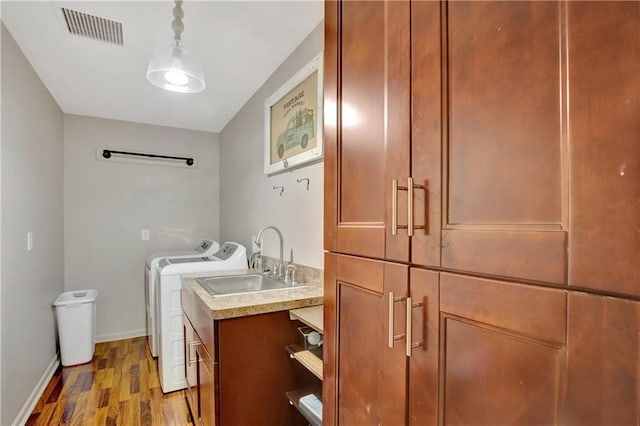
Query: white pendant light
xmin=146 ymin=0 xmax=205 ymax=93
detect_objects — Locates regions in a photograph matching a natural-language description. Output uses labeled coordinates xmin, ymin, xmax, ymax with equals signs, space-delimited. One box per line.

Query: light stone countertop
xmin=181 ymin=269 xmax=323 ymax=320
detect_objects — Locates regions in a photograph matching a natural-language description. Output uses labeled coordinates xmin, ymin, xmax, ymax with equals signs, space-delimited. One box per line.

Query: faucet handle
xmin=285 ymin=263 xmax=298 ymax=284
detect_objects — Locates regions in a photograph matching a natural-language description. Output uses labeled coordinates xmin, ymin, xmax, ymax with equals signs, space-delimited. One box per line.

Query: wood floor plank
xmin=28 ymin=337 xmax=194 ymax=425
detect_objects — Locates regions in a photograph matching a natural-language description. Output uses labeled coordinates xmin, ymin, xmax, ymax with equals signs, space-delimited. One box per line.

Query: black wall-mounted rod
xmin=102 ymin=149 xmax=194 ymax=166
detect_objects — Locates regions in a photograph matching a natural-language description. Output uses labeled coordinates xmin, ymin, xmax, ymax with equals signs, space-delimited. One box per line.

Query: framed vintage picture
xmin=264 ymin=54 xmax=323 ymax=175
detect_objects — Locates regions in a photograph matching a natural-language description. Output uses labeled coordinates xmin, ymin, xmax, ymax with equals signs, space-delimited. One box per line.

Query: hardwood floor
xmin=26 ymin=337 xmax=194 ymax=426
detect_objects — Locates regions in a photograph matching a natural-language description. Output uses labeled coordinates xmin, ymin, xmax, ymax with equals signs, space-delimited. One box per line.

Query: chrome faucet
xmin=255 ymin=226 xmax=284 ymax=277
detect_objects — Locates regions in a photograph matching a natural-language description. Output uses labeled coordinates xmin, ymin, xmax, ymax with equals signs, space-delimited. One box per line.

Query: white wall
xmin=64 ymin=115 xmax=220 ymax=341
xmin=1 ymin=23 xmax=64 ymax=425
xmin=220 ymin=22 xmax=324 ymax=269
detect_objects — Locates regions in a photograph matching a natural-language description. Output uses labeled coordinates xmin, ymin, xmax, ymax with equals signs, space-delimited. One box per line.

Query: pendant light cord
xmin=171 ymin=0 xmax=184 ymax=43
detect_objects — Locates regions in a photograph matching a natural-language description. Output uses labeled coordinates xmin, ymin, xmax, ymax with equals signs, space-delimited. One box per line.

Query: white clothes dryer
xmin=145 ymin=239 xmax=219 ymax=357
xmin=156 ymin=241 xmax=247 ymax=393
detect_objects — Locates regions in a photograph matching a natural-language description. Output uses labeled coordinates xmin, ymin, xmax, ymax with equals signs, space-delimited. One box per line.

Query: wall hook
xmin=273 ymin=185 xmax=284 ymax=196
xmin=296 ymin=177 xmax=310 ymax=191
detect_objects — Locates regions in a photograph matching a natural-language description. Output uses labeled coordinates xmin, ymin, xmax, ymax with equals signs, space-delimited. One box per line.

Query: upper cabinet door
xmin=324 ymin=0 xmax=411 ymax=262
xmin=411 ymin=1 xmax=443 ymax=268
xmin=567 ymin=1 xmax=640 ymax=297
xmin=441 ymin=1 xmax=568 ymax=284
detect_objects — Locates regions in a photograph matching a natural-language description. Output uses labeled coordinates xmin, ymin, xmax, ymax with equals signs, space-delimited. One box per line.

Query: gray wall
xmin=64 ymin=115 xmax=220 ymax=341
xmin=1 ymin=23 xmax=64 ymax=425
xmin=220 ymin=22 xmax=324 ymax=269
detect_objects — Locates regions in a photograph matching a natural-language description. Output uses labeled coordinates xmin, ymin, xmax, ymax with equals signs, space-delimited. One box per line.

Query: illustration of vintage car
xmin=276 ymin=108 xmax=314 ymax=159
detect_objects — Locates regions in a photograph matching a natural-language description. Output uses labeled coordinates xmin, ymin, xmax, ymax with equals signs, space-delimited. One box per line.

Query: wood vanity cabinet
xmin=183 ymin=312 xmax=217 ymax=426
xmin=181 ymin=285 xmax=312 ymax=426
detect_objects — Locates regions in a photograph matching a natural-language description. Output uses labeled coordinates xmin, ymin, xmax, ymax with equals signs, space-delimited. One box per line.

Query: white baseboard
xmin=95 ymin=328 xmax=146 ymax=343
xmin=12 ymin=355 xmax=59 ymax=426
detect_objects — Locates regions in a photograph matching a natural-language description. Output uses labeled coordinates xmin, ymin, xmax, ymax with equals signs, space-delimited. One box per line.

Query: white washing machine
xmin=156 ymin=241 xmax=247 ymax=393
xmin=145 ymin=239 xmax=219 ymax=357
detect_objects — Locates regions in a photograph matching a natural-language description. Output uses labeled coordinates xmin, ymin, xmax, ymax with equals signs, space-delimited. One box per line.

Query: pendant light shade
xmin=146 ymin=1 xmax=205 ymax=93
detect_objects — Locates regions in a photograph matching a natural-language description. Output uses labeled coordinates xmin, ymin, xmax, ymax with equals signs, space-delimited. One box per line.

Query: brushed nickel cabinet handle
xmin=392 ymin=179 xmax=398 ymax=235
xmin=406 ymin=296 xmax=413 ymax=356
xmin=406 ymin=297 xmax=425 ymax=357
xmin=388 ymin=292 xmax=407 ymax=348
xmin=408 ymin=177 xmax=414 ymax=237
xmin=188 ymin=341 xmax=200 ymax=366
xmin=392 ymin=178 xmax=424 ymax=237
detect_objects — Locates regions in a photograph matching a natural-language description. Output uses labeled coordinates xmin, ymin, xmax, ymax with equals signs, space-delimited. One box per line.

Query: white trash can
xmin=53 ymin=290 xmax=98 ymax=366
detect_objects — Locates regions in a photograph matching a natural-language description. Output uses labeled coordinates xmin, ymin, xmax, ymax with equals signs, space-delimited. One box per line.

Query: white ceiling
xmin=1 ymin=1 xmax=323 ymax=133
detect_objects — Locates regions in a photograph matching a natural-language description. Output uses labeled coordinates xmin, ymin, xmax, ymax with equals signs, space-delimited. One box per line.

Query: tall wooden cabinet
xmin=324 ymin=0 xmax=640 ymax=425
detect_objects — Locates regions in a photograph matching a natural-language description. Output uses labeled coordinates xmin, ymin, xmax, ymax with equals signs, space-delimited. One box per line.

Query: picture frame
xmin=264 ymin=53 xmax=323 ymax=175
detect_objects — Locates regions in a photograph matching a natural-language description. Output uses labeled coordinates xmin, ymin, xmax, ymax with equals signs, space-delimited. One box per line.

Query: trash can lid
xmin=53 ymin=290 xmax=98 ymax=306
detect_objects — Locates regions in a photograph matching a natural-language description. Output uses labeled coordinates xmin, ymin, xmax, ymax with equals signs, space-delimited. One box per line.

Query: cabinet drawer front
xmin=441 ymin=230 xmax=567 ymax=285
xmin=181 ymin=284 xmax=216 ymax=360
xmin=336 ymin=254 xmax=385 ymax=294
xmin=440 ymin=273 xmax=566 ymax=345
xmin=192 ymin=301 xmax=215 ymax=360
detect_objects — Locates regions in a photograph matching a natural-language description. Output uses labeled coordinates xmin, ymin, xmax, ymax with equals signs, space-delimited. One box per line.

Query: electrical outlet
xmin=27 ymin=231 xmax=33 ymax=251
xmin=141 ymin=229 xmax=150 ymax=241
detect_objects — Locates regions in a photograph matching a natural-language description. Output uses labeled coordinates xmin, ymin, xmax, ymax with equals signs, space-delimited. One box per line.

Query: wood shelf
xmin=286 ymin=344 xmax=323 ymax=380
xmin=286 ymin=385 xmax=323 ymax=426
xmin=289 ymin=305 xmax=323 ymax=333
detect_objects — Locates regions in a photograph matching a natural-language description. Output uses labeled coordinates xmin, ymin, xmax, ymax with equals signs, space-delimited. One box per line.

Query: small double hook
xmin=296 ymin=177 xmax=310 ymax=191
xmin=273 ymin=185 xmax=284 ymax=196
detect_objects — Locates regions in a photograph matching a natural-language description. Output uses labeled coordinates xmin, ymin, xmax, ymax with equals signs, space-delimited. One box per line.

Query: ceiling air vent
xmin=61 ymin=8 xmax=123 ymax=45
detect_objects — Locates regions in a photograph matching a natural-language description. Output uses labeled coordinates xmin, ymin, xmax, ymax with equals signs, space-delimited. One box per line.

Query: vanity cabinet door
xmin=183 ymin=314 xmax=199 ymax=422
xmin=198 ymin=346 xmax=217 ymax=426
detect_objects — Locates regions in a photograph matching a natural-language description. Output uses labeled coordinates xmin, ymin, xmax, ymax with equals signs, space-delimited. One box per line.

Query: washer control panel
xmin=195 ymin=239 xmax=214 ymax=253
xmin=213 ymin=243 xmax=238 ymax=260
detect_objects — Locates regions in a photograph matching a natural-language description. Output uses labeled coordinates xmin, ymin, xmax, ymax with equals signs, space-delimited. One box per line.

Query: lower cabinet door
xmin=183 ymin=314 xmax=198 ymax=422
xmin=439 ymin=273 xmax=567 ymax=425
xmin=324 ymin=254 xmax=408 ymax=425
xmin=198 ymin=346 xmax=216 ymax=426
xmin=566 ymin=292 xmax=640 ymax=425
xmin=408 ymin=268 xmax=439 ymax=425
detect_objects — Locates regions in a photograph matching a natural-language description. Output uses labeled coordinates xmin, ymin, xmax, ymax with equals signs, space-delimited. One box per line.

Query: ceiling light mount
xmin=146 ymin=0 xmax=205 ymax=94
